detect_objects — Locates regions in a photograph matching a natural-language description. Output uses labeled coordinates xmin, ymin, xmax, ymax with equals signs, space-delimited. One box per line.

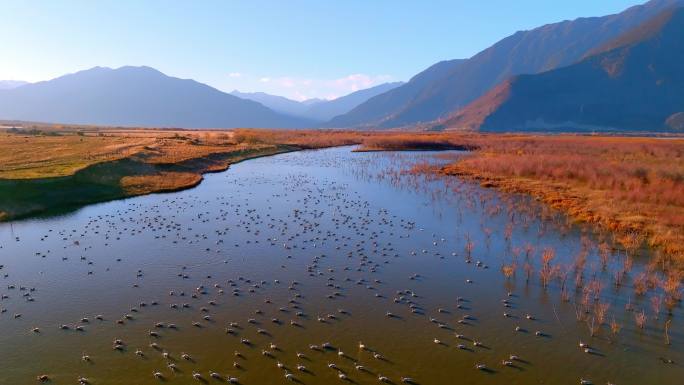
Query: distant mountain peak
xmin=588 ymin=3 xmax=682 ymax=57
xmin=327 ymin=0 xmax=684 ymax=129
xmin=230 ymin=90 xmax=312 ymax=118
xmin=0 ymin=66 xmax=312 ymax=128
xmin=439 ymin=5 xmax=684 ymax=132
xmin=231 ymin=82 xmax=404 ymax=122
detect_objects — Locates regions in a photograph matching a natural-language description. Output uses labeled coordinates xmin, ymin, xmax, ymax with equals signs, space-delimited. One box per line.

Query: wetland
xmin=1 ymin=146 xmax=682 ymax=385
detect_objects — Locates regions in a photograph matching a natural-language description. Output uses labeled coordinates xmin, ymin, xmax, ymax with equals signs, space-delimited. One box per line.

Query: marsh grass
xmin=440 ymin=135 xmax=684 ymax=268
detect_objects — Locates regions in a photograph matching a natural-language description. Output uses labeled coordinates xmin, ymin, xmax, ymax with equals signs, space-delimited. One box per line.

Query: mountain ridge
xmin=230 ymin=90 xmax=312 ymax=118
xmin=325 ymin=59 xmax=466 ymax=128
xmin=326 ymin=0 xmax=684 ymax=129
xmin=0 ymin=66 xmax=312 ymax=129
xmin=440 ymin=6 xmax=684 ymax=132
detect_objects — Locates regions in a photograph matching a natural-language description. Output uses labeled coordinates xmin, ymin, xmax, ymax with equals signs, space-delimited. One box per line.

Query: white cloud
xmin=276 ymin=77 xmax=296 ymax=88
xmin=228 ymin=72 xmax=242 ymax=78
xmin=259 ymin=77 xmax=271 ymax=83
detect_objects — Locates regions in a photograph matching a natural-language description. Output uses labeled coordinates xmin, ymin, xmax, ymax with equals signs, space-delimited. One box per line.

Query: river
xmin=0 ymin=146 xmax=681 ymax=384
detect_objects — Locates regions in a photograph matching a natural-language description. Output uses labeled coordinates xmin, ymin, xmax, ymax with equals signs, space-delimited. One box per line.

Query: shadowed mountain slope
xmin=327 ymin=0 xmax=683 ymax=129
xmin=441 ymin=7 xmax=684 ymax=132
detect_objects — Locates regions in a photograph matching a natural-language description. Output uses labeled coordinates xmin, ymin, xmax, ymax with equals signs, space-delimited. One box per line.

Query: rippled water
xmin=0 ymin=147 xmax=681 ymax=385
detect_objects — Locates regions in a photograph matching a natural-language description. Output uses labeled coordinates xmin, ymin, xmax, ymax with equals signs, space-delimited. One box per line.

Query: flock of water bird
xmin=0 ymin=148 xmax=680 ymax=384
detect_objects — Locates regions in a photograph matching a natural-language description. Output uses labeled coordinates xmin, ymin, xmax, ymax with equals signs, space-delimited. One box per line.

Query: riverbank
xmin=0 ymin=144 xmax=297 ymax=221
xmin=0 ymin=126 xmax=370 ymax=221
xmin=355 ymin=132 xmax=684 ymax=268
xmin=439 ymin=135 xmax=684 ymax=269
xmin=4 ymin=145 xmax=679 ymax=385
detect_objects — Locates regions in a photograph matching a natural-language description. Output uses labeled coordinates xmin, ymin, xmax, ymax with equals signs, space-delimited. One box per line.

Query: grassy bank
xmin=0 ymin=126 xmax=373 ymax=221
xmin=0 ymin=144 xmax=296 ymax=221
xmin=0 ymin=125 xmax=421 ymax=220
xmin=354 ymin=133 xmax=478 ymax=152
xmin=441 ymin=135 xmax=684 ymax=268
xmin=356 ymin=132 xmax=684 ymax=268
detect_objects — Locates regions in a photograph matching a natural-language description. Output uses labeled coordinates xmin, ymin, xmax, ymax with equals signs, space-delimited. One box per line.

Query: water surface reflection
xmin=0 ymin=147 xmax=681 ymax=385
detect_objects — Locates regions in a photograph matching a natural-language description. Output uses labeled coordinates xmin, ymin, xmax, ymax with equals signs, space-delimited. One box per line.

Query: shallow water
xmin=0 ymin=147 xmax=681 ymax=385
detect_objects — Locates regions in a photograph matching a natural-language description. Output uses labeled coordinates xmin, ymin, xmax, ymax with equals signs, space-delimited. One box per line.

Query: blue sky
xmin=0 ymin=0 xmax=643 ymax=100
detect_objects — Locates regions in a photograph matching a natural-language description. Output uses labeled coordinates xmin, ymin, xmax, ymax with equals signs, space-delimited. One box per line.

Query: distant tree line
xmin=7 ymin=126 xmax=62 ymax=136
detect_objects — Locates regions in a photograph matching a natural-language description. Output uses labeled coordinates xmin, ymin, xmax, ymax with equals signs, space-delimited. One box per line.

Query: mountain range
xmin=440 ymin=6 xmax=684 ymax=131
xmin=229 ymin=90 xmax=323 ymax=118
xmin=231 ymin=82 xmax=403 ymax=122
xmin=328 ymin=0 xmax=684 ymax=131
xmin=0 ymin=66 xmax=315 ymax=128
xmin=0 ymin=68 xmax=400 ymax=129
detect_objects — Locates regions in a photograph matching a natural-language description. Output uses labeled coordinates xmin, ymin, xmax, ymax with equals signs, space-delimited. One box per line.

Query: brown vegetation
xmin=0 ymin=131 xmax=154 ymax=179
xmin=356 ymin=131 xmax=684 ymax=267
xmin=0 ymin=127 xmax=302 ymax=218
xmin=120 ymin=172 xmax=202 ymax=195
xmin=439 ymin=135 xmax=684 ymax=268
xmin=355 ymin=133 xmax=476 ymax=152
xmin=231 ymin=129 xmax=368 ymax=149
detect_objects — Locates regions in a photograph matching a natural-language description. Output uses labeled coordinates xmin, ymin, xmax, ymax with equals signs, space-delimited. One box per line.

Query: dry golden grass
xmin=0 ymin=127 xmax=375 ymax=180
xmin=234 ymin=129 xmax=481 ymax=152
xmin=120 ymin=172 xmax=202 ymax=195
xmin=439 ymin=135 xmax=684 ymax=266
xmin=0 ymin=128 xmax=249 ymax=178
xmin=0 ymin=125 xmax=372 ymax=221
xmin=356 ymin=132 xmax=479 ymax=151
xmin=231 ymin=128 xmax=370 ymax=148
xmin=0 ymin=132 xmax=154 ymax=179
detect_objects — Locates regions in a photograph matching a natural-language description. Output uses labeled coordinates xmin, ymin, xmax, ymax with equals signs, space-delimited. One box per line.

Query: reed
xmin=501 ymin=263 xmax=516 ymax=279
xmin=610 ymin=316 xmax=622 ymax=335
xmin=595 ymin=302 xmax=610 ymax=325
xmin=665 ymin=319 xmax=672 ymax=345
xmin=635 ymin=310 xmax=647 ymax=329
xmin=650 ymin=295 xmax=662 ymax=320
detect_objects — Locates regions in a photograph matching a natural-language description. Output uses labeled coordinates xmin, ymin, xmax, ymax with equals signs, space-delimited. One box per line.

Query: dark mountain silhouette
xmin=0 ymin=66 xmax=312 ymax=128
xmin=233 ymin=82 xmax=403 ymax=122
xmin=440 ymin=7 xmax=684 ymax=132
xmin=327 ymin=0 xmax=683 ymax=128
